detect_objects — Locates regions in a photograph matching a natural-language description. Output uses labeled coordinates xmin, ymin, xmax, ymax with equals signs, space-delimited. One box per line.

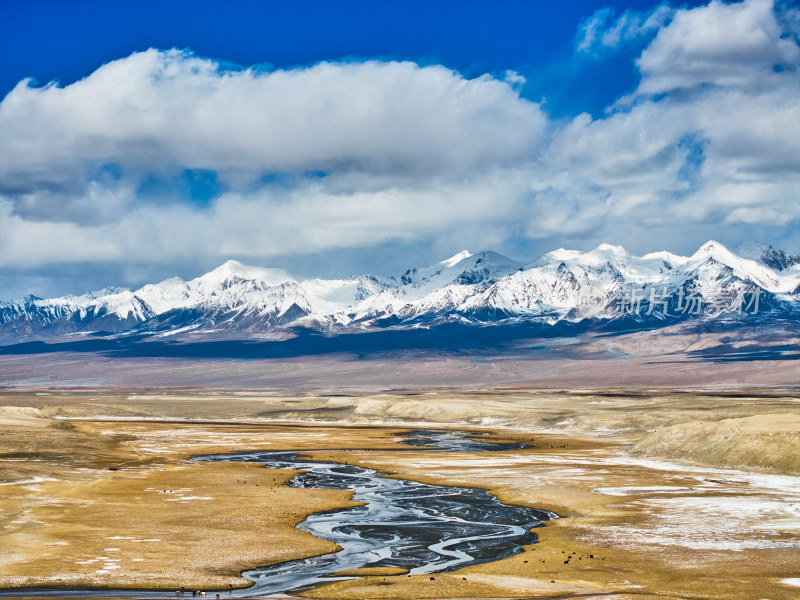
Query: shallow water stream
xmin=0 ymin=429 xmax=555 ymax=598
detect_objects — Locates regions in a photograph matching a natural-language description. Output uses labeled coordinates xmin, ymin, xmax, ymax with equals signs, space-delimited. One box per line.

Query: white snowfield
xmin=2 ymin=241 xmax=798 ymax=339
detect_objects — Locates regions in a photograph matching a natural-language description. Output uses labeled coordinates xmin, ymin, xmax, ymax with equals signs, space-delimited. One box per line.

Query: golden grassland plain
xmin=0 ymin=388 xmax=799 ymax=599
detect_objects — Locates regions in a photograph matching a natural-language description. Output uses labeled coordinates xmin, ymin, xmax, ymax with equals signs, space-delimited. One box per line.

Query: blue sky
xmin=1 ymin=0 xmax=700 ymax=117
xmin=1 ymin=0 xmax=798 ymax=298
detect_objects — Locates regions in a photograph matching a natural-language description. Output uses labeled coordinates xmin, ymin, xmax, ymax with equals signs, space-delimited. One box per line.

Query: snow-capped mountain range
xmin=2 ymin=241 xmax=799 ymax=344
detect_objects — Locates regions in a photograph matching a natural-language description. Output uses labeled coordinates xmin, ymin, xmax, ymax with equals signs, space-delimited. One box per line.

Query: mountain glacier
xmin=2 ymin=241 xmax=798 ymax=344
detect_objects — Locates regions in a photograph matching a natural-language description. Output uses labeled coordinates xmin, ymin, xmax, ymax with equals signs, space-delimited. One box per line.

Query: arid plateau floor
xmin=0 ymin=389 xmax=798 ymax=599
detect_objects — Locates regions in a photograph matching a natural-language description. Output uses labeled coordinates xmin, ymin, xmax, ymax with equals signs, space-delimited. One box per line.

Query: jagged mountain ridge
xmin=2 ymin=242 xmax=798 ymax=344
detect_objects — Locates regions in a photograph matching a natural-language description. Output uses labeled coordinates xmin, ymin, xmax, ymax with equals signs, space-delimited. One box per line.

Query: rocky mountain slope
xmin=2 ymin=241 xmax=798 ymax=344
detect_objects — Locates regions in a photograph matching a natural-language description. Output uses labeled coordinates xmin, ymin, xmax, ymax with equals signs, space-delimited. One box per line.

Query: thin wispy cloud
xmin=575 ymin=4 xmax=673 ymax=55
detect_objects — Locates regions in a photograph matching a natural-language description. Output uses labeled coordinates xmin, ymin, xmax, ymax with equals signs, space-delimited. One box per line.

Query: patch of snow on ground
xmin=594 ymin=486 xmax=699 ymax=496
xmin=166 ymin=496 xmax=213 ymax=502
xmin=386 ymin=449 xmax=800 ymax=552
xmin=0 ymin=477 xmax=59 ymax=486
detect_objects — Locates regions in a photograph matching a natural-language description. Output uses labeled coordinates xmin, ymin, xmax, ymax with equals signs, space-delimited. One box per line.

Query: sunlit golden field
xmin=1 ymin=389 xmax=798 ymax=599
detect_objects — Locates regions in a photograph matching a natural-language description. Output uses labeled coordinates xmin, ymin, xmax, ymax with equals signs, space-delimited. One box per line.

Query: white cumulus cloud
xmin=636 ymin=0 xmax=800 ymax=93
xmin=0 ymin=0 xmax=799 ymax=298
xmin=0 ymin=50 xmax=546 ymax=220
xmin=538 ymin=0 xmax=800 ymax=246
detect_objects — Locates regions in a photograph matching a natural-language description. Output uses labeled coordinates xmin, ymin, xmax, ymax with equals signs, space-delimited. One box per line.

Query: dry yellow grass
xmin=0 ymin=413 xmax=411 ymax=591
xmin=1 ymin=390 xmax=799 ymax=599
xmin=631 ymin=412 xmax=800 ymax=474
xmin=2 ymin=387 xmax=798 ymax=476
xmin=305 ymin=430 xmax=800 ymax=599
xmin=1 ymin=461 xmax=356 ymax=590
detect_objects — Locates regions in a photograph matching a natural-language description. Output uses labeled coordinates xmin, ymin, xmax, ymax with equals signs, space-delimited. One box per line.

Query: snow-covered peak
xmin=592 ymin=243 xmax=628 ymax=255
xmin=693 ymin=239 xmax=753 ymax=270
xmin=736 ymin=241 xmax=771 ymax=260
xmin=693 ymin=240 xmax=736 ymax=262
xmin=526 ymin=243 xmax=670 ymax=283
xmin=299 ymin=275 xmax=391 ymax=316
xmin=440 ymin=250 xmax=473 ymax=268
xmin=579 ymin=243 xmax=631 ymax=266
xmin=194 ymin=260 xmax=298 ymax=287
xmin=528 ymin=244 xmax=630 ymax=270
xmin=124 ymin=262 xmax=300 ymax=317
xmin=144 ymin=276 xmax=184 ymax=289
xmin=3 ymin=241 xmax=799 ymax=344
xmin=133 ymin=277 xmax=189 ymax=314
xmin=528 ymin=248 xmax=581 ymax=267
xmin=73 ymin=286 xmax=131 ymax=301
xmin=398 ymin=250 xmax=523 ymax=294
xmin=735 ymin=242 xmax=800 ymax=272
xmin=641 ymin=251 xmax=690 ymax=267
xmin=686 ymin=240 xmax=796 ymax=293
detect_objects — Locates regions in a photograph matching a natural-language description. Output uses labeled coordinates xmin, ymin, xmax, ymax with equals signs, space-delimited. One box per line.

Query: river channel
xmin=0 ymin=429 xmax=556 ymax=598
